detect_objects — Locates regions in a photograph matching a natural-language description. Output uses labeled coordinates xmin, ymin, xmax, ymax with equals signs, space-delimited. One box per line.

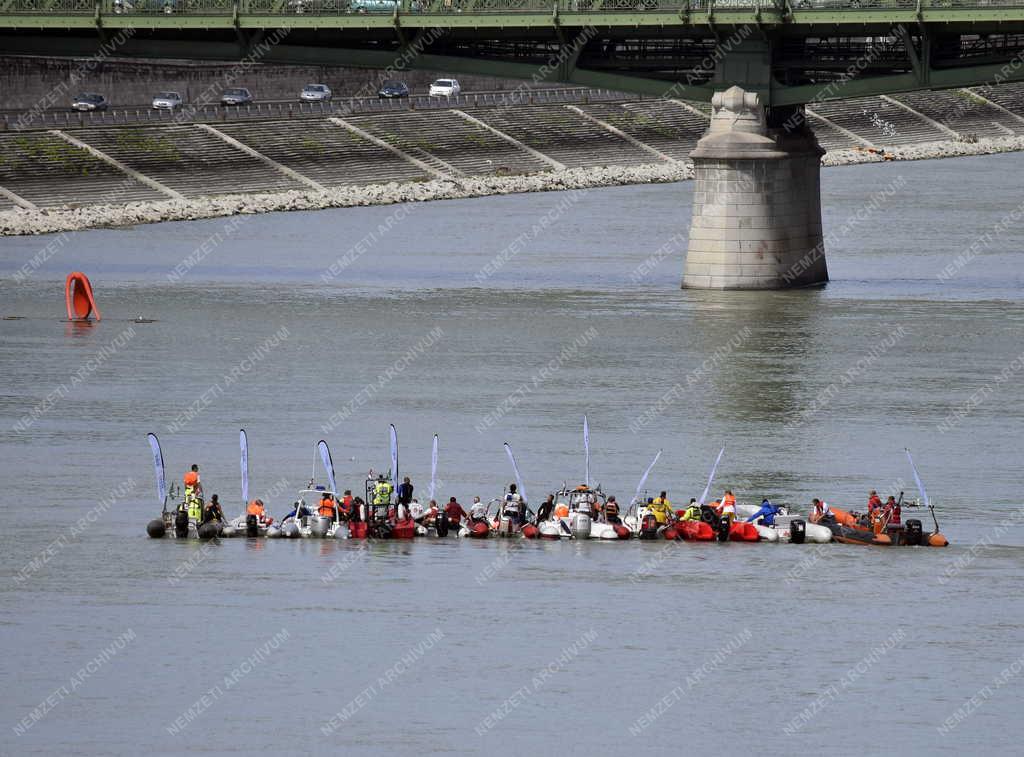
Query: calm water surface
xmin=1 ymin=153 xmax=1023 ymax=755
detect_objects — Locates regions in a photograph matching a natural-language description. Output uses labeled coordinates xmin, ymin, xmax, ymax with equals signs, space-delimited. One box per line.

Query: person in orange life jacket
xmin=604 ymin=496 xmax=621 ymax=524
xmin=247 ymin=498 xmax=273 ymax=525
xmin=883 ymin=495 xmax=901 ymax=526
xmin=201 ymin=494 xmax=225 ymax=526
xmin=337 ymin=490 xmax=353 ymax=521
xmin=318 ymin=492 xmax=337 ymax=521
xmin=717 ymin=490 xmax=737 ymax=521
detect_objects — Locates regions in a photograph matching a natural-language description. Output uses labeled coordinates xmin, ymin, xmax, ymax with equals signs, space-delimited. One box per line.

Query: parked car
xmin=377 ymin=80 xmax=410 ymax=99
xmin=349 ymin=0 xmax=399 ymax=10
xmin=300 ymin=83 xmax=332 ymax=102
xmin=71 ymin=93 xmax=108 ymax=112
xmin=220 ymin=88 xmax=253 ymax=106
xmin=151 ymin=91 xmax=183 ymax=110
xmin=428 ymin=78 xmax=461 ymax=97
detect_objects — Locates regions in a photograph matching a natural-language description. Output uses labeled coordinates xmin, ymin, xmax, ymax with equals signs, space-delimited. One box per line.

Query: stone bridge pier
xmin=682 ymin=86 xmax=828 ymax=290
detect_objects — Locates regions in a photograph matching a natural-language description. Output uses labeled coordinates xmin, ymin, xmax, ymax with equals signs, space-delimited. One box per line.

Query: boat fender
xmin=246 ymin=514 xmax=259 ymax=538
xmin=928 ymin=532 xmax=949 ymax=547
xmin=663 ymin=526 xmax=678 ymax=541
xmin=266 ymin=526 xmax=281 ymax=538
xmin=904 ymin=519 xmax=923 ymax=547
xmin=613 ymin=524 xmax=631 ymax=540
xmin=436 ymin=514 xmax=449 ymax=538
xmin=790 ymin=518 xmax=806 ymax=545
xmin=521 ymin=523 xmax=539 ymax=539
xmin=282 ymin=521 xmax=300 ymax=538
xmin=146 ymin=519 xmax=166 ymax=538
xmin=174 ymin=510 xmax=189 ymax=539
xmin=197 ymin=522 xmax=219 ymax=540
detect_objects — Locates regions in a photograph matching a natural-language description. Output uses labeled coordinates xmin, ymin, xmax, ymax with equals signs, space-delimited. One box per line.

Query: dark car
xmin=71 ymin=93 xmax=108 ymax=112
xmin=220 ymin=88 xmax=253 ymax=106
xmin=377 ymin=80 xmax=410 ymax=99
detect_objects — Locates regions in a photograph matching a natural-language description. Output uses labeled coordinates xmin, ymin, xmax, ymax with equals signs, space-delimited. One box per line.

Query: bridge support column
xmin=682 ymin=87 xmax=828 ymax=290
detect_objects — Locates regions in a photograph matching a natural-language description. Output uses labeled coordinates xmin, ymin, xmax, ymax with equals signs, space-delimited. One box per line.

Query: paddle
xmin=906 ymin=448 xmax=940 ymax=532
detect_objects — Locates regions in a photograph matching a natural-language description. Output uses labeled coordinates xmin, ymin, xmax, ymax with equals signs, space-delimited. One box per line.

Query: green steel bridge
xmin=2 ymin=0 xmax=1024 ymax=106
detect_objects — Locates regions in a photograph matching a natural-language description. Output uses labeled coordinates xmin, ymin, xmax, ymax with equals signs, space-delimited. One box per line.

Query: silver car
xmin=71 ymin=93 xmax=108 ymax=111
xmin=220 ymin=88 xmax=253 ymax=106
xmin=300 ymin=83 xmax=332 ymax=102
xmin=151 ymin=91 xmax=182 ymax=110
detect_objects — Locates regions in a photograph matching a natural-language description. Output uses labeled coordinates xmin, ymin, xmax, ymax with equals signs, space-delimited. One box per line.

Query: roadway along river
xmin=1 ymin=152 xmax=1022 ymax=755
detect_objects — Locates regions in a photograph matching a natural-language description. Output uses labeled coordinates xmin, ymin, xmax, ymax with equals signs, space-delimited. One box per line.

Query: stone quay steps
xmin=343 ymin=109 xmax=552 ymax=177
xmin=459 ymin=104 xmax=656 ymax=169
xmin=217 ymin=119 xmax=428 ymax=186
xmin=891 ymin=90 xmax=1017 ymax=139
xmin=579 ymin=101 xmax=706 ymax=161
xmin=0 ymin=132 xmax=165 ymax=208
xmin=63 ymin=125 xmax=305 ymax=198
xmin=810 ymin=96 xmax=951 ymax=146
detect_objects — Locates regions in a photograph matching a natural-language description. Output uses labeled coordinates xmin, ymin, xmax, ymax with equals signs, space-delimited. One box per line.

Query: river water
xmin=1 ymin=153 xmax=1023 ymax=756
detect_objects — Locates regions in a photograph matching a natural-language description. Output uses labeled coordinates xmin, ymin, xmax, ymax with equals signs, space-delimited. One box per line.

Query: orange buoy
xmin=65 ymin=272 xmax=101 ymax=321
xmin=928 ymin=532 xmax=949 ymax=547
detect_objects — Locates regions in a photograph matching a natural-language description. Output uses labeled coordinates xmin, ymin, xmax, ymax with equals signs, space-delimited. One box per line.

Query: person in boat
xmin=717 ymin=490 xmax=737 ymax=522
xmin=349 ymin=497 xmax=365 ymax=522
xmin=284 ymin=500 xmax=312 ymax=521
xmin=469 ymin=496 xmax=488 ymax=524
xmin=246 ymin=498 xmax=272 ymax=525
xmin=535 ymin=494 xmax=555 ymax=524
xmin=183 ymin=464 xmax=204 ymax=522
xmin=338 ymin=490 xmax=354 ymax=522
xmin=883 ymin=495 xmax=901 ymax=528
xmin=867 ymin=490 xmax=883 ymax=514
xmin=318 ymin=492 xmax=337 ymax=522
xmin=745 ymin=498 xmax=781 ymax=526
xmin=408 ymin=498 xmax=424 ymax=522
xmin=397 ymin=477 xmax=414 ymax=507
xmin=809 ymin=498 xmax=833 ymax=524
xmin=604 ymin=496 xmax=621 ymax=524
xmin=649 ymin=491 xmax=674 ymax=525
xmin=503 ymin=484 xmax=526 ymax=522
xmin=445 ymin=496 xmax=467 ymax=529
xmin=680 ymin=499 xmax=702 ymax=521
xmin=373 ymin=475 xmax=393 ymax=506
xmin=201 ymin=494 xmax=225 ymax=526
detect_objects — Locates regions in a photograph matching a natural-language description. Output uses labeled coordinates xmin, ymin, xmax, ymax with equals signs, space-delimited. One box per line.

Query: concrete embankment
xmin=3 ymin=85 xmax=1024 ymax=235
xmin=3 ymin=136 xmax=1024 ymax=236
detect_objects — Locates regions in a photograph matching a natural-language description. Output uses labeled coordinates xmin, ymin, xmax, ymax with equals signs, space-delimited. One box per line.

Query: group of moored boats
xmin=143 ymin=422 xmax=949 ymax=548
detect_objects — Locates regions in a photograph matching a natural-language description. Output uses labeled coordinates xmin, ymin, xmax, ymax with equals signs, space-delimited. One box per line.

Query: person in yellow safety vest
xmin=680 ymin=498 xmax=702 ymax=521
xmin=649 ymin=491 xmax=674 ymax=525
xmin=373 ymin=476 xmax=394 ymax=506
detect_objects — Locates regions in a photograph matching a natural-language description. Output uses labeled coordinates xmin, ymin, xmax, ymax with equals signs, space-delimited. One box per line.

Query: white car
xmin=300 ymin=83 xmax=332 ymax=102
xmin=429 ymin=78 xmax=461 ymax=97
xmin=151 ymin=91 xmax=182 ymax=110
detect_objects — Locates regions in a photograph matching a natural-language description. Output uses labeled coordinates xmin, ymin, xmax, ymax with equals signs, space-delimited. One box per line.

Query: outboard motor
xmin=639 ymin=513 xmax=659 ymax=540
xmin=436 ymin=513 xmax=449 ymax=537
xmin=790 ymin=518 xmax=806 ymax=544
xmin=174 ymin=510 xmax=189 ymax=539
xmin=246 ymin=513 xmax=259 ymax=537
xmin=904 ymin=519 xmax=923 ymax=546
xmin=569 ymin=512 xmax=592 ymax=540
xmin=715 ymin=517 xmax=730 ymax=542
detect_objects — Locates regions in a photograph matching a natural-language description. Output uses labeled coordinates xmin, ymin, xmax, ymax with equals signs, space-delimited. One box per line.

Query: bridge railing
xmin=2 ymin=0 xmax=1023 ymax=14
